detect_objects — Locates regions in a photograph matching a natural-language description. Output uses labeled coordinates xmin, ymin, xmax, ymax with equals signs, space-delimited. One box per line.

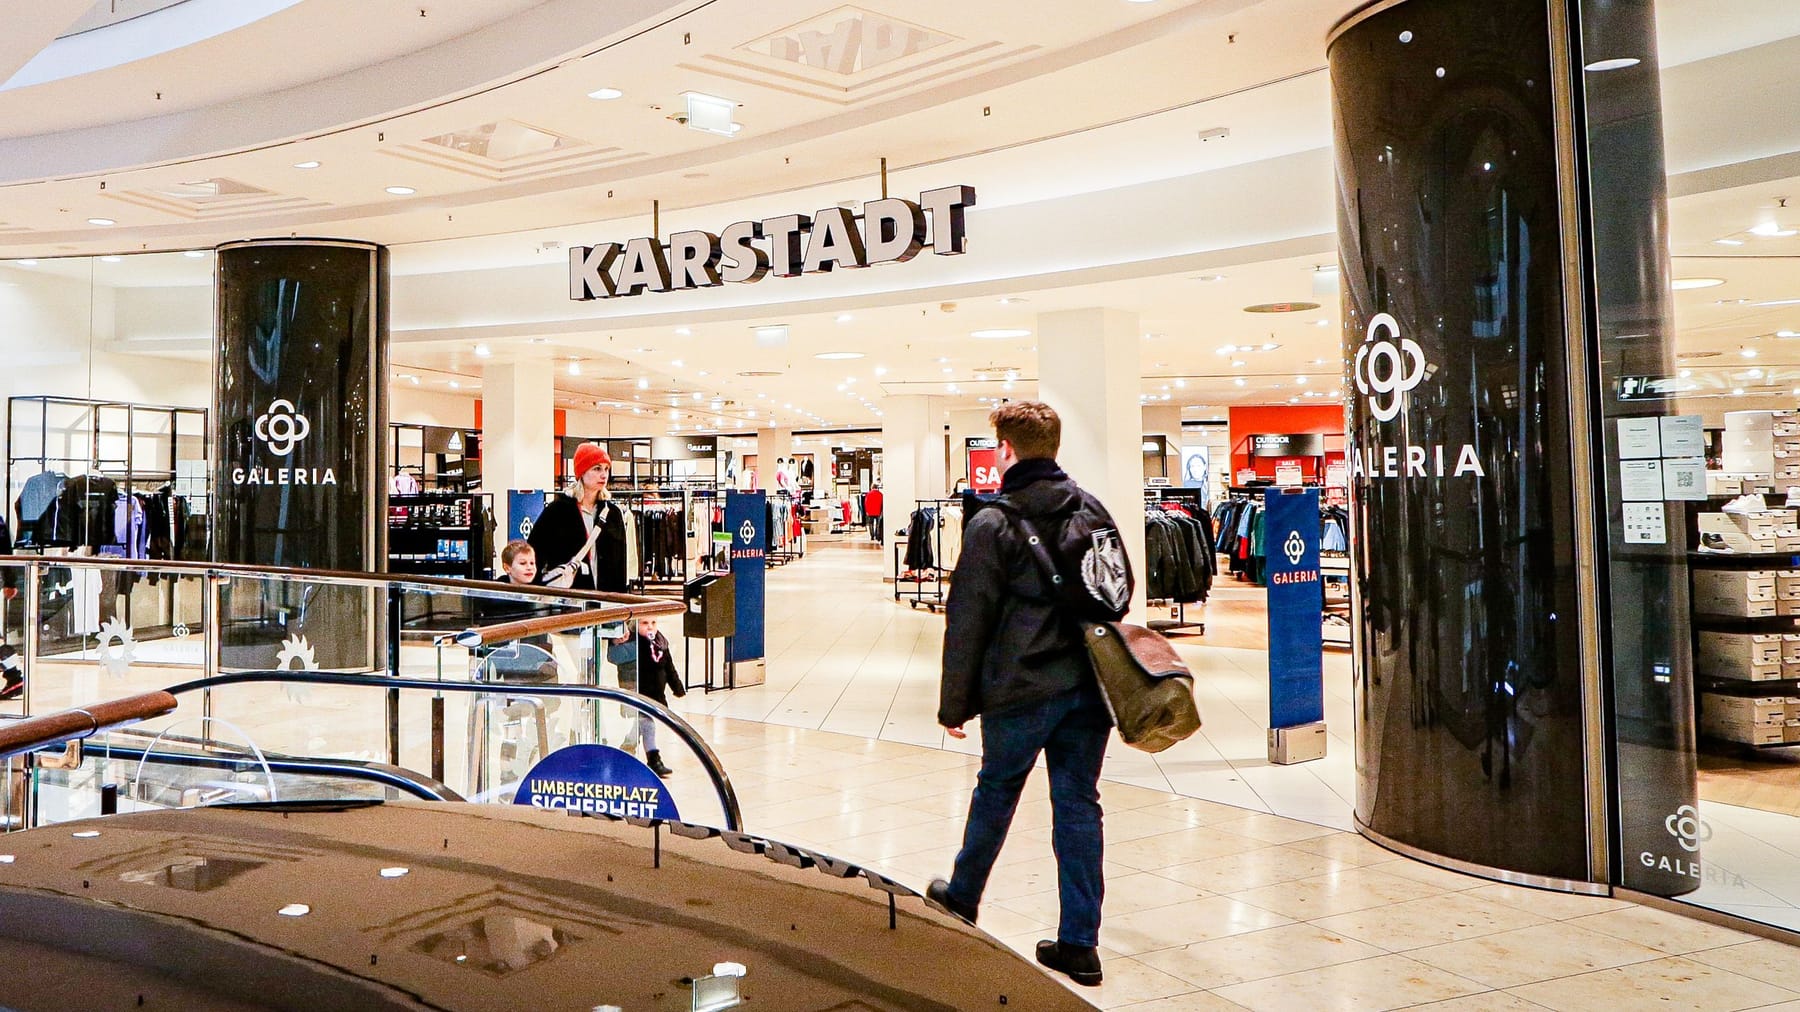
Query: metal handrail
xmin=161 ymin=671 xmax=742 ymax=830
xmin=114 ymin=744 xmax=464 ymax=803
xmin=449 ymin=600 xmax=683 ymax=648
xmin=0 ymin=691 xmax=177 ymax=761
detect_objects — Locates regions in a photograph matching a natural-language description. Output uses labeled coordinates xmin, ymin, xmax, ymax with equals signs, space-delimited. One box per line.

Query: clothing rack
xmin=894 ymin=497 xmax=960 ymax=612
xmin=1144 ymin=488 xmax=1215 ymax=636
xmin=610 ymin=488 xmax=721 ymax=594
xmin=766 ymin=490 xmax=803 ymax=567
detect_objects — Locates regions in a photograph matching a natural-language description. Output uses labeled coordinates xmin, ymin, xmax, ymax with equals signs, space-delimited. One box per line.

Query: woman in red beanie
xmin=526 ymin=441 xmax=629 ymax=592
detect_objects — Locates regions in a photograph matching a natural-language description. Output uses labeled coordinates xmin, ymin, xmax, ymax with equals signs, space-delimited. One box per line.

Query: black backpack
xmin=993 ymin=493 xmax=1134 ymax=623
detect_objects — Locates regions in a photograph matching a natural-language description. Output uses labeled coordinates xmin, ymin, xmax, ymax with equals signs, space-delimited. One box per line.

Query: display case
xmin=387 ymin=493 xmax=492 ymax=580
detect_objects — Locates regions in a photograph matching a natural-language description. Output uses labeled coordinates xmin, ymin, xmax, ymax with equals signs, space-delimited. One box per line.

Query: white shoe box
xmin=1783 ymin=635 xmax=1800 ymax=663
xmin=1695 ymin=569 xmax=1779 ymax=603
xmin=1698 ymin=631 xmax=1783 ymax=668
xmin=1701 ymin=693 xmax=1788 ymax=744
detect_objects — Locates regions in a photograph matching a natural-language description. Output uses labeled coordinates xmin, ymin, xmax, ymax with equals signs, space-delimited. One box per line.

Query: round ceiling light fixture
xmin=588 ymin=87 xmax=624 ymax=100
xmin=971 ymin=328 xmax=1031 ymax=339
xmin=1672 ymin=277 xmax=1725 ymax=291
xmin=385 ymin=185 xmax=416 ymax=196
xmin=1243 ymin=302 xmax=1321 ymax=313
xmin=87 ymin=217 xmax=115 ymax=226
xmin=293 ymin=160 xmax=321 ymax=169
xmin=815 ymin=352 xmax=864 ymax=360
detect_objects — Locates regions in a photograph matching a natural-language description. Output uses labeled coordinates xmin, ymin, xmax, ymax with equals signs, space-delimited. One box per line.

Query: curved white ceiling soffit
xmin=4 ymin=0 xmax=301 ymax=92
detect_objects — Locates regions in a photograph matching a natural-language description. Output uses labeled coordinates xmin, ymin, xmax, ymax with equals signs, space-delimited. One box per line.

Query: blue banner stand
xmin=1264 ymin=487 xmax=1327 ymax=764
xmin=506 ymin=489 xmax=550 ymax=542
xmin=724 ymin=491 xmax=767 ymax=686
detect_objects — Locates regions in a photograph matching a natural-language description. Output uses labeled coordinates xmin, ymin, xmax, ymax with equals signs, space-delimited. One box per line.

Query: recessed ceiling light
xmin=1672 ymin=277 xmax=1724 ymax=290
xmin=1734 ymin=387 xmax=1747 ymax=396
xmin=972 ymin=328 xmax=1031 ymax=339
xmin=836 ymin=313 xmax=853 ymax=323
xmin=1750 ymin=222 xmax=1798 ymax=238
xmin=681 ymin=91 xmax=739 ymax=136
xmin=674 ymin=327 xmax=691 ymax=336
xmin=379 ymin=867 xmax=410 ymax=878
xmin=385 ymin=185 xmax=416 ymax=195
xmin=874 ymin=366 xmax=888 ymax=376
xmin=588 ymin=87 xmax=624 ymax=100
xmin=72 ymin=830 xmax=100 ymax=838
xmin=815 ymin=351 xmax=864 ymax=360
xmin=1742 ymin=348 xmax=1759 ymax=358
xmin=278 ymin=904 xmax=311 ymax=917
xmin=183 ymin=249 xmax=207 ymax=258
xmin=1584 ymin=57 xmax=1641 ymax=72
xmin=1190 ymin=274 xmax=1228 ymax=283
xmin=473 ymin=344 xmax=491 ymax=357
xmin=100 ymin=255 xmax=122 ymax=263
xmin=671 ymin=358 xmax=684 ymax=367
xmin=570 ymin=361 xmax=583 ymax=376
xmin=529 ymin=337 xmax=549 ymax=344
xmin=16 ymin=259 xmax=37 ymax=266
xmin=1714 ymin=238 xmax=1746 ymax=247
xmin=87 ymin=217 xmax=115 ymax=226
xmin=1679 ymin=369 xmax=1693 ymax=378
xmin=1234 ymin=378 xmax=1246 ymax=387
xmin=293 ymin=160 xmax=321 ymax=169
xmin=448 ymin=380 xmax=461 ymax=389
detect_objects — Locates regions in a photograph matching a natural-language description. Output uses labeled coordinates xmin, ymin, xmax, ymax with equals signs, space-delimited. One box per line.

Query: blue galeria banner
xmin=513 ymin=744 xmax=681 ymax=819
xmin=507 ymin=489 xmax=550 ymax=541
xmin=725 ymin=491 xmax=766 ymax=661
xmin=1264 ymin=487 xmax=1324 ymax=729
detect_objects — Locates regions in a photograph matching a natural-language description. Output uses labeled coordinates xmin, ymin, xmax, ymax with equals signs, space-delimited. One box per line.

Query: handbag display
xmin=1007 ymin=507 xmax=1202 ymax=753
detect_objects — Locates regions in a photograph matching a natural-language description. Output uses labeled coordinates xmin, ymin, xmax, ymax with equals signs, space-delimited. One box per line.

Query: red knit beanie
xmin=572 ymin=441 xmax=612 ymax=477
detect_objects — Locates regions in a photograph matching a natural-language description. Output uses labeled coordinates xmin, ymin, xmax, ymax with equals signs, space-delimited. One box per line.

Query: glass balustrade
xmin=0 ymin=557 xmax=734 ymax=834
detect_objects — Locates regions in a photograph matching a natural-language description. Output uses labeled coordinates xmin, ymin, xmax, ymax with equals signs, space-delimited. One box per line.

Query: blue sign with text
xmin=512 ymin=744 xmax=681 ymax=820
xmin=1264 ymin=488 xmax=1324 ymax=729
xmin=507 ymin=489 xmax=550 ymax=542
xmin=725 ymin=491 xmax=766 ymax=661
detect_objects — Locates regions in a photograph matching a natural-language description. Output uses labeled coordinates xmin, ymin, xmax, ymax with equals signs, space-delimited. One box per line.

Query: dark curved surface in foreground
xmin=0 ymin=800 xmax=1092 ymax=1011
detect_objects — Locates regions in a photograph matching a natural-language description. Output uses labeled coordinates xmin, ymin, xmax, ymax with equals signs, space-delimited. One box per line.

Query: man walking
xmin=928 ymin=401 xmax=1117 ymax=987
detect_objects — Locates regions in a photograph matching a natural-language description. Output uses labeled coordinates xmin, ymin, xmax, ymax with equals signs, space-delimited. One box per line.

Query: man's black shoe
xmin=925 ymin=878 xmax=978 ymax=924
xmin=1035 ymin=940 xmax=1102 ymax=986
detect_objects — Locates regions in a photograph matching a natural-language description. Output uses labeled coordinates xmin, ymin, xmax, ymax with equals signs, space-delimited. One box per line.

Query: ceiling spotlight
xmin=1234 ymin=378 xmax=1246 ymax=387
xmin=1174 ymin=378 xmax=1186 ymax=388
xmin=1750 ymin=222 xmax=1799 ymax=238
xmin=1714 ymin=238 xmax=1746 ymax=247
xmin=448 ymin=380 xmax=460 ymax=390
xmin=100 ymin=255 xmax=122 ymax=263
xmin=16 ymin=259 xmax=37 ymax=266
xmin=293 ymin=160 xmax=321 ymax=169
xmin=183 ymin=250 xmax=207 ymax=258
xmin=815 ymin=351 xmax=864 ymax=360
xmin=1191 ymin=274 xmax=1228 ymax=282
xmin=671 ymin=358 xmax=684 ymax=368
xmin=1742 ymin=348 xmax=1759 ymax=358
xmin=588 ymin=87 xmax=624 ymax=100
xmin=1734 ymin=387 xmax=1747 ymax=396
xmin=972 ymin=329 xmax=1031 ymax=340
xmin=836 ymin=314 xmax=853 ymax=323
xmin=1672 ymin=277 xmax=1725 ymax=290
xmin=87 ymin=218 xmax=115 ymax=226
xmin=277 ymin=904 xmax=311 ymax=917
xmin=474 ymin=344 xmax=491 ymax=358
xmin=568 ymin=361 xmax=583 ymax=376
xmin=385 ymin=186 xmax=416 ymax=195
xmin=1679 ymin=369 xmax=1693 ymax=378
xmin=874 ymin=366 xmax=888 ymax=376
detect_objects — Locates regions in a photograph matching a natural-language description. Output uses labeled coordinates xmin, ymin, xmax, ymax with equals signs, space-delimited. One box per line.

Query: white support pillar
xmin=1038 ymin=308 xmax=1148 ymax=618
xmin=1142 ymin=405 xmax=1184 ymax=483
xmin=482 ymin=360 xmax=556 ymax=560
xmin=879 ymin=395 xmax=943 ymax=555
xmin=755 ymin=427 xmax=793 ymax=491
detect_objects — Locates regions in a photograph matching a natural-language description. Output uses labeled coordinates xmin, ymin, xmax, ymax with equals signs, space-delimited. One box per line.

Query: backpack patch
xmin=1081 ymin=529 xmax=1132 ymax=614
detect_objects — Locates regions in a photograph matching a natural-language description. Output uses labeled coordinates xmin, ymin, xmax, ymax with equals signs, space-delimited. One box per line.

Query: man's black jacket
xmin=938 ymin=459 xmax=1108 ymax=727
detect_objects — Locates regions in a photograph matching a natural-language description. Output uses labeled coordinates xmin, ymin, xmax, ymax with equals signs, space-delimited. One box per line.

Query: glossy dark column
xmin=213 ymin=241 xmax=388 ymax=672
xmin=1577 ymin=0 xmax=1699 ymax=897
xmin=213 ymin=241 xmax=388 ymax=570
xmin=1333 ymin=0 xmax=1590 ymax=884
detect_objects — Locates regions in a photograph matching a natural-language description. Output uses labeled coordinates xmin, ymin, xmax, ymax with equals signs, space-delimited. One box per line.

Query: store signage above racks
xmin=569 ymin=185 xmax=976 ymax=300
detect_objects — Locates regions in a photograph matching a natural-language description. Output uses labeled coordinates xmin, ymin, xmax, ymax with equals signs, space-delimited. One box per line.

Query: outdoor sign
xmin=967 ymin=437 xmax=1001 ymax=493
xmin=570 ymin=185 xmax=976 ymax=299
xmin=513 ymin=744 xmax=681 ymax=819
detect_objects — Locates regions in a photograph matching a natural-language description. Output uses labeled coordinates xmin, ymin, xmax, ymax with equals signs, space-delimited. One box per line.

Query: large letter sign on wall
xmin=569 ymin=185 xmax=975 ymax=300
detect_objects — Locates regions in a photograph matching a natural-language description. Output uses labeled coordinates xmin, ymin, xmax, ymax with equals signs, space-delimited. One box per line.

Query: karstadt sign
xmin=569 ymin=185 xmax=975 ymax=300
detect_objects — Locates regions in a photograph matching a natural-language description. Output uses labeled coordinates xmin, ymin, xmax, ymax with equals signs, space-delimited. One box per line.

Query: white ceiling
xmin=1 ymin=0 xmax=1799 ymax=435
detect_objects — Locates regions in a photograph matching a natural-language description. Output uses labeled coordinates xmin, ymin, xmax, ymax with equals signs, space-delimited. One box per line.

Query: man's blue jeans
xmin=947 ymin=684 xmax=1111 ymax=947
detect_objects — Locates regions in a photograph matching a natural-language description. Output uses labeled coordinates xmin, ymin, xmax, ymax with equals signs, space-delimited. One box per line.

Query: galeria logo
xmin=1353 ymin=313 xmax=1426 ymax=423
xmin=1283 ymin=530 xmax=1306 ymax=565
xmin=739 ymin=520 xmax=757 ymax=544
xmin=254 ymin=399 xmax=312 ymax=457
xmin=1665 ymin=804 xmax=1712 ymax=853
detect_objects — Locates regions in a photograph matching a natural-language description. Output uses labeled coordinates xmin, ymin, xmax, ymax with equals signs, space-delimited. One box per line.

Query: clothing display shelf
xmin=612 ymin=487 xmax=719 ymax=594
xmin=390 ymin=423 xmax=479 ymax=493
xmin=1686 ymin=549 xmax=1800 ymax=750
xmin=1144 ymin=487 xmax=1213 ymax=636
xmin=6 ymin=395 xmax=208 ymax=552
xmin=894 ymin=497 xmax=961 ymax=612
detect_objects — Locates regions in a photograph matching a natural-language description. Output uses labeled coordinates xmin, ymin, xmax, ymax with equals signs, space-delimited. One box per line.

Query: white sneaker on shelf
xmin=1724 ymin=494 xmax=1768 ymax=515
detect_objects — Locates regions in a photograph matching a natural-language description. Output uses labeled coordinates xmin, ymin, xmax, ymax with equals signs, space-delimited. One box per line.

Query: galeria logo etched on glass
xmin=1665 ymin=804 xmax=1712 ymax=853
xmin=253 ymin=399 xmax=312 ymax=457
xmin=1352 ymin=314 xmax=1426 ymax=422
xmin=1348 ymin=313 xmax=1486 ymax=480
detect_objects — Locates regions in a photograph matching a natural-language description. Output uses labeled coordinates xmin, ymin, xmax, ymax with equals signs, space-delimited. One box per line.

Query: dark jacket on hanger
xmin=527 ymin=494 xmax=629 ymax=592
xmin=939 ymin=458 xmax=1104 ymax=728
xmin=54 ymin=474 xmax=119 ymax=549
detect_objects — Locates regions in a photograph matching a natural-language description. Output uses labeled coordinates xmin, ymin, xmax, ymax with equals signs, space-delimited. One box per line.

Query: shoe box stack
xmin=1695 ymin=628 xmax=1800 ymax=679
xmin=1776 ymin=411 xmax=1800 ymax=485
xmin=1723 ymin=410 xmax=1779 ymax=475
xmin=1696 ymin=506 xmax=1799 ymax=553
xmin=1692 ymin=569 xmax=1800 ymax=617
xmin=1699 ymin=692 xmax=1800 ymax=745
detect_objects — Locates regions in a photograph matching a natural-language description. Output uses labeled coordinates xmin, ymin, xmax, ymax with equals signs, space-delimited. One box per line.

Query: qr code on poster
xmin=1673 ymin=469 xmax=1698 ymax=490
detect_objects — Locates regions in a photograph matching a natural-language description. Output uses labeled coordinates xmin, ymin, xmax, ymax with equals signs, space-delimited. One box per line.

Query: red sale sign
xmin=968 ymin=448 xmax=1002 ymax=492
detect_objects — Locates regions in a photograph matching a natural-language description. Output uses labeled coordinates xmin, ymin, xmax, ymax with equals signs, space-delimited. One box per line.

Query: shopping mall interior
xmin=6 ymin=0 xmax=1800 ymax=1008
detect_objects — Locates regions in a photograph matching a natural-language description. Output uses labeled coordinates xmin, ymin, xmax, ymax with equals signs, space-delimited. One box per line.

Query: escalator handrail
xmin=450 ymin=601 xmax=684 ymax=648
xmin=160 ymin=671 xmax=742 ymax=830
xmin=0 ymin=691 xmax=178 ymax=761
xmin=95 ymin=737 xmax=465 ymax=803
